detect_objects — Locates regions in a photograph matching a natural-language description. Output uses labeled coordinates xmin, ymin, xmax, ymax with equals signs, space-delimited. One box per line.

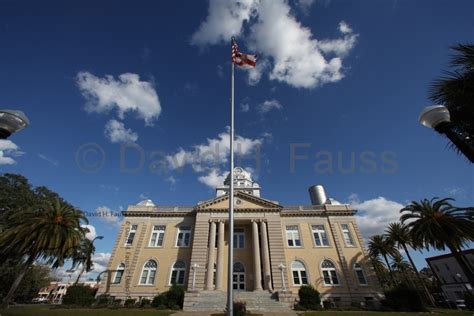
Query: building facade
xmin=99 ymin=167 xmax=381 ymax=311
xmin=426 ymin=249 xmax=474 ymax=304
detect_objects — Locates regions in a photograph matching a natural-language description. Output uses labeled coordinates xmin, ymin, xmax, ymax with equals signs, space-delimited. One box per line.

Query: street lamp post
xmin=419 ymin=105 xmax=474 ymax=163
xmin=0 ymin=109 xmax=29 ymax=139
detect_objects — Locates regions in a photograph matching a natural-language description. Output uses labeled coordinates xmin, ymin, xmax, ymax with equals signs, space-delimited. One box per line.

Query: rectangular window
xmin=323 ymin=270 xmax=339 ymax=285
xmin=176 ymin=226 xmax=191 ymax=247
xmin=170 ymin=270 xmax=186 ymax=285
xmin=149 ymin=225 xmax=166 ymax=247
xmin=233 ymin=228 xmax=245 ymax=249
xmin=356 ymin=270 xmax=367 ymax=285
xmin=124 ymin=224 xmax=138 ymax=246
xmin=341 ymin=224 xmax=355 ymax=246
xmin=311 ymin=225 xmax=329 ymax=247
xmin=286 ymin=225 xmax=301 ymax=247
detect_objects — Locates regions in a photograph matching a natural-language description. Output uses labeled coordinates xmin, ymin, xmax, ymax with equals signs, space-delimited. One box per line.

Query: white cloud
xmin=0 ymin=140 xmax=22 ymax=165
xmin=338 ymin=21 xmax=352 ymax=34
xmin=81 ymin=224 xmax=97 ymax=240
xmin=349 ymin=194 xmax=404 ymax=239
xmin=297 ymin=0 xmax=316 ymax=10
xmin=54 ymin=252 xmax=111 ymax=282
xmin=166 ymin=176 xmax=177 ymax=186
xmin=166 ymin=129 xmax=263 ymax=189
xmin=191 ymin=0 xmax=258 ymax=46
xmin=139 ymin=193 xmax=148 ymax=200
xmin=192 ymin=0 xmax=358 ymax=89
xmin=198 ymin=169 xmax=228 ymax=189
xmin=258 ymin=99 xmax=283 ymax=113
xmin=166 ymin=128 xmax=262 ymax=172
xmin=104 ymin=119 xmax=138 ymax=143
xmin=444 ymin=186 xmax=467 ymax=197
xmin=95 ymin=206 xmax=122 ymax=227
xmin=76 ymin=71 xmax=161 ymax=125
xmin=99 ymin=184 xmax=119 ymax=192
xmin=37 ymin=153 xmax=59 ymax=166
xmin=240 ymin=102 xmax=250 ymax=112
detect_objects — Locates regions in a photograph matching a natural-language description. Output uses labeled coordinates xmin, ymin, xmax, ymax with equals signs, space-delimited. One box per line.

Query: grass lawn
xmin=0 ymin=305 xmax=174 ymax=316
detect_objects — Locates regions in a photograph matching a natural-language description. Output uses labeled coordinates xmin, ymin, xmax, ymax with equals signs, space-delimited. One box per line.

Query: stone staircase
xmin=183 ymin=290 xmax=293 ymax=312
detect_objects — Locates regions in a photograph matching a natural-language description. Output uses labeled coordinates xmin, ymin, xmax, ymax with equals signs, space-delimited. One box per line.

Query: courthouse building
xmin=99 ymin=167 xmax=381 ymax=311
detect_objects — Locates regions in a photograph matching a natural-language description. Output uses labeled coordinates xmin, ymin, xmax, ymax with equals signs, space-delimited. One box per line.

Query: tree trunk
xmin=402 ymin=244 xmax=436 ymax=306
xmin=446 ymin=242 xmax=474 ymax=285
xmin=383 ymin=254 xmax=396 ymax=285
xmin=1 ymin=254 xmax=35 ymax=308
xmin=74 ymin=265 xmax=85 ymax=285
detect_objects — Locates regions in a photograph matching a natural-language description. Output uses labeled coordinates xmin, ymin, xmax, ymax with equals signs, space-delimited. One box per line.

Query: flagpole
xmin=227 ymin=38 xmax=235 ymax=316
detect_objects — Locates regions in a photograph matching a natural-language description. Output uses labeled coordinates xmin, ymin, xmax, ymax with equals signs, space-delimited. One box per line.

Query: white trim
xmin=138 ymin=259 xmax=158 ymax=285
xmin=112 ymin=263 xmax=125 ymax=284
xmin=169 ymin=260 xmax=186 ymax=285
xmin=320 ymin=259 xmax=341 ymax=287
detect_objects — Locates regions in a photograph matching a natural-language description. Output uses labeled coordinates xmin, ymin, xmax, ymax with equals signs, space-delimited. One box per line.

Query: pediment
xmin=195 ymin=191 xmax=282 ymax=211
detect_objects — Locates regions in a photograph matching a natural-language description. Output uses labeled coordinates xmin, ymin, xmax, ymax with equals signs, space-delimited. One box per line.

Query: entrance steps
xmin=183 ymin=290 xmax=293 ymax=312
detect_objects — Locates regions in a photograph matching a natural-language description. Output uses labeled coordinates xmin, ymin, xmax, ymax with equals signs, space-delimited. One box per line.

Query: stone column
xmin=260 ymin=220 xmax=272 ymax=291
xmin=216 ymin=220 xmax=225 ymax=290
xmin=252 ymin=220 xmax=263 ymax=290
xmin=205 ymin=220 xmax=216 ymax=290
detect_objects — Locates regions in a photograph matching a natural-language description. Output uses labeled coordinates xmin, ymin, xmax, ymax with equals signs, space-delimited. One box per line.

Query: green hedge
xmin=151 ymin=284 xmax=185 ymax=309
xmin=62 ymin=285 xmax=96 ymax=306
xmin=296 ymin=285 xmax=321 ymax=310
xmin=382 ymin=284 xmax=426 ymax=312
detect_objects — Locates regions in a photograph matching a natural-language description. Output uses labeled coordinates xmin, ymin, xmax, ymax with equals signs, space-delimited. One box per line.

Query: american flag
xmin=232 ymin=38 xmax=257 ymax=67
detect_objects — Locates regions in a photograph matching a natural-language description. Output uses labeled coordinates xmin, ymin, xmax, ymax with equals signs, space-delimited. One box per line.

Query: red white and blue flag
xmin=232 ymin=38 xmax=257 ymax=67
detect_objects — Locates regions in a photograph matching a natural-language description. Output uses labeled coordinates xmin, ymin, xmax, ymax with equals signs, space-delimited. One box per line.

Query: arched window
xmin=291 ymin=260 xmax=308 ymax=285
xmin=321 ymin=260 xmax=339 ymax=285
xmin=113 ymin=263 xmax=125 ymax=284
xmin=354 ymin=263 xmax=368 ymax=285
xmin=139 ymin=260 xmax=157 ymax=285
xmin=233 ymin=262 xmax=245 ymax=272
xmin=170 ymin=261 xmax=186 ymax=285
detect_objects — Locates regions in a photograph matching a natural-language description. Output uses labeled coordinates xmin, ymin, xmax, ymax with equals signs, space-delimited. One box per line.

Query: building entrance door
xmin=233 ymin=262 xmax=246 ymax=291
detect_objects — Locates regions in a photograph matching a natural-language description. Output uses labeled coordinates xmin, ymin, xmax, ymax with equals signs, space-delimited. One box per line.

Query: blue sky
xmin=0 ymin=0 xmax=473 ymax=278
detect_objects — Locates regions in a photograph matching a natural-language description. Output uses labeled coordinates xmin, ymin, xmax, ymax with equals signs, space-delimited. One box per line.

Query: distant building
xmin=37 ymin=281 xmax=100 ymax=304
xmin=98 ymin=167 xmax=382 ymax=311
xmin=426 ymin=249 xmax=474 ymax=303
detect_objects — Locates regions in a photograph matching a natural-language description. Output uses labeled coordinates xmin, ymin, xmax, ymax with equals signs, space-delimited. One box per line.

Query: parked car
xmin=32 ymin=297 xmax=48 ymax=304
xmin=455 ymin=299 xmax=467 ymax=309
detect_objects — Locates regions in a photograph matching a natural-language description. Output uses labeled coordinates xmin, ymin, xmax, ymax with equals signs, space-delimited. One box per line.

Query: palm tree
xmin=386 ymin=222 xmax=435 ymax=305
xmin=72 ymin=235 xmax=103 ymax=285
xmin=0 ymin=198 xmax=87 ymax=307
xmin=430 ymin=44 xmax=474 ymax=155
xmin=368 ymin=234 xmax=397 ymax=285
xmin=390 ymin=252 xmax=414 ymax=285
xmin=400 ymin=197 xmax=474 ymax=285
xmin=370 ymin=255 xmax=390 ymax=288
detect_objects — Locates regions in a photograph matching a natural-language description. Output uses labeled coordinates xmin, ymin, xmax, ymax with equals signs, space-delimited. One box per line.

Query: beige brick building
xmin=99 ymin=167 xmax=382 ymax=311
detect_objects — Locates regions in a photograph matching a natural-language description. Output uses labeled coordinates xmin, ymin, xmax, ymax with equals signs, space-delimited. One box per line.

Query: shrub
xmin=383 ymin=284 xmax=426 ymax=312
xmin=124 ymin=298 xmax=136 ymax=307
xmin=465 ymin=291 xmax=474 ymax=310
xmin=233 ymin=300 xmax=247 ymax=316
xmin=140 ymin=298 xmax=151 ymax=307
xmin=152 ymin=294 xmax=165 ymax=308
xmin=297 ymin=285 xmax=321 ymax=310
xmin=166 ymin=284 xmax=185 ymax=309
xmin=61 ymin=285 xmax=96 ymax=306
xmin=322 ymin=300 xmax=331 ymax=309
xmin=95 ymin=294 xmax=112 ymax=307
